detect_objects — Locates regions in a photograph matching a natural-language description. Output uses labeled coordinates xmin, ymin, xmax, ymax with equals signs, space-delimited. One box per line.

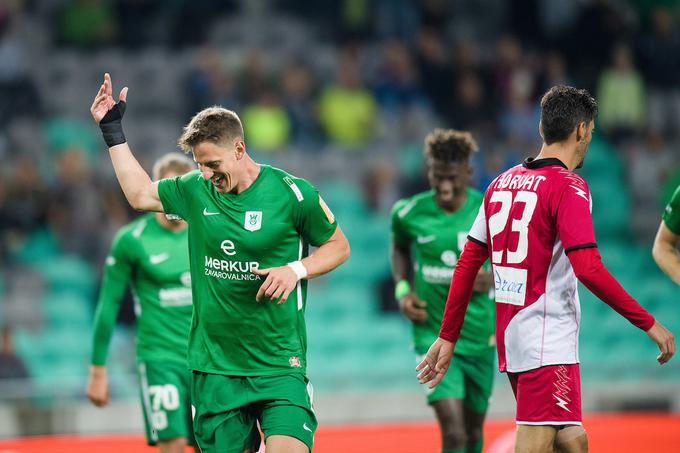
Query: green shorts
xmin=416 ymin=348 xmax=495 ymax=413
xmin=191 ymin=372 xmax=317 ymax=453
xmin=137 ymin=361 xmax=195 ymax=446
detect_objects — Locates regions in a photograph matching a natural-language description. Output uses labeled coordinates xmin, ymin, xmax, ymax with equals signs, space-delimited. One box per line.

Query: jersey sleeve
xmin=90 ymin=229 xmax=135 ymax=366
xmin=390 ymin=199 xmax=412 ymax=247
xmin=662 ymin=185 xmax=680 ymax=235
xmin=292 ymin=177 xmax=338 ymax=246
xmin=556 ymin=177 xmax=597 ymax=253
xmin=157 ymin=170 xmax=200 ymax=220
xmin=467 ymin=203 xmax=487 ymax=246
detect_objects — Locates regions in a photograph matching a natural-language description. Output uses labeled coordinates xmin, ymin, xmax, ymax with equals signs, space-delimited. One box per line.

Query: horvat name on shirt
xmin=493 ymin=174 xmax=547 ymax=191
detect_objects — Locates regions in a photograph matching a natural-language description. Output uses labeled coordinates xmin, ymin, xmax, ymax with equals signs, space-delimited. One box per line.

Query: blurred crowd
xmin=1 ymin=0 xmax=680 ymax=344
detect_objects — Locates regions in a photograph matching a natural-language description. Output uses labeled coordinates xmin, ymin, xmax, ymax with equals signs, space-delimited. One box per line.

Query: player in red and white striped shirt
xmin=417 ymin=86 xmax=675 ymax=453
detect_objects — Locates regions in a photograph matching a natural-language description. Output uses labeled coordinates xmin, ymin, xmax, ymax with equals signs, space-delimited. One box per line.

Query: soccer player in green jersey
xmin=653 ymin=185 xmax=680 ymax=285
xmin=390 ymin=129 xmax=495 ymax=453
xmin=86 ymin=153 xmax=197 ymax=453
xmin=90 ymin=73 xmax=350 ymax=453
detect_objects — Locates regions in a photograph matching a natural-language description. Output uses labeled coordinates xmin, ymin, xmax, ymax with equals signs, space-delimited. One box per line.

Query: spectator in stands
xmin=0 ymin=325 xmax=28 ymax=381
xmin=185 ymin=47 xmax=240 ymax=118
xmin=637 ymin=6 xmax=680 ymax=138
xmin=449 ymin=71 xmax=495 ymax=136
xmin=47 ymin=146 xmax=127 ymax=264
xmin=0 ymin=5 xmax=42 ymax=124
xmin=242 ymin=89 xmax=291 ymax=152
xmin=373 ymin=39 xmax=424 ymax=111
xmin=627 ymin=132 xmax=675 ymax=238
xmin=281 ymin=62 xmax=322 ymax=148
xmin=0 ymin=156 xmax=48 ymax=237
xmin=57 ymin=0 xmax=117 ymax=50
xmin=415 ymin=27 xmax=453 ymax=120
xmin=498 ymin=65 xmax=540 ymax=148
xmin=319 ymin=52 xmax=377 ymax=147
xmin=598 ymin=44 xmax=646 ymax=144
xmin=538 ymin=51 xmax=572 ymax=93
xmin=491 ymin=34 xmax=524 ymax=103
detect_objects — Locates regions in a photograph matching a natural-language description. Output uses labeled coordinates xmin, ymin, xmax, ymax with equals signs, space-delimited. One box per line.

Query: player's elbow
xmin=651 ymin=239 xmax=667 ymax=267
xmin=338 ymin=238 xmax=351 ymax=264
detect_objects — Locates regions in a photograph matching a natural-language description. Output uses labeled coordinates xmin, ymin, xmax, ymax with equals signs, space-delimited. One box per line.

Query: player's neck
xmin=155 ymin=213 xmax=187 ymax=232
xmin=536 ymin=142 xmax=579 ymax=170
xmin=233 ymin=155 xmax=261 ymax=194
xmin=436 ymin=190 xmax=467 ymax=214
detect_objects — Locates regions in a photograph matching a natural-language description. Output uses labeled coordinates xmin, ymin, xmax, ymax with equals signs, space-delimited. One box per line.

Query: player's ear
xmin=576 ymin=121 xmax=587 ymax=143
xmin=234 ymin=140 xmax=245 ymax=159
xmin=538 ymin=120 xmax=544 ymax=140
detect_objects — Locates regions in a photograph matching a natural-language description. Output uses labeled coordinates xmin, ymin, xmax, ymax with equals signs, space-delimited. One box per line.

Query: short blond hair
xmin=178 ymin=106 xmax=244 ymax=152
xmin=152 ymin=153 xmax=195 ymax=180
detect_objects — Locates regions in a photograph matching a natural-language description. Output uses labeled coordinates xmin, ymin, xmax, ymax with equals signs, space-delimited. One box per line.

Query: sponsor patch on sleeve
xmin=319 ymin=196 xmax=335 ymax=224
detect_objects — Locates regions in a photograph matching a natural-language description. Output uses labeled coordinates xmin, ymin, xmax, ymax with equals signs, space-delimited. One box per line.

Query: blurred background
xmin=1 ymin=0 xmax=680 ymax=449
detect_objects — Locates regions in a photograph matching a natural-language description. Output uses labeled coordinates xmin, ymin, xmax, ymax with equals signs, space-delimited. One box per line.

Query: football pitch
xmin=1 ymin=414 xmax=679 ymax=452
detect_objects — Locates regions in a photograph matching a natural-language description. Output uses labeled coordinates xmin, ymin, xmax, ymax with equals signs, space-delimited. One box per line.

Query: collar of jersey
xmin=216 ymin=164 xmax=269 ymax=201
xmin=522 ymin=157 xmax=567 ymax=169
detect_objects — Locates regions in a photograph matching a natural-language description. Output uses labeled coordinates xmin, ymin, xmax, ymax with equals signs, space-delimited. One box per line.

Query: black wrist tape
xmin=99 ymin=101 xmax=127 ymax=147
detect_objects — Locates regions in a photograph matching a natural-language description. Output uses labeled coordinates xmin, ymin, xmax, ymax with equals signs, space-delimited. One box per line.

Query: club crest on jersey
xmin=244 ymin=211 xmax=262 ymax=232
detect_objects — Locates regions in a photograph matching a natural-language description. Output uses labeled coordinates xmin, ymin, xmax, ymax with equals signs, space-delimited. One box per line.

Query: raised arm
xmin=652 ymin=222 xmax=680 ymax=286
xmin=90 ymin=73 xmax=163 ymax=212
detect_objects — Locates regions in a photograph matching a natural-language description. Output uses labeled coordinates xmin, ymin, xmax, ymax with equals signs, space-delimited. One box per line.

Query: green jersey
xmin=663 ymin=185 xmax=680 ymax=235
xmin=91 ymin=214 xmax=192 ymax=366
xmin=391 ymin=188 xmax=495 ymax=356
xmin=157 ymin=166 xmax=337 ymax=377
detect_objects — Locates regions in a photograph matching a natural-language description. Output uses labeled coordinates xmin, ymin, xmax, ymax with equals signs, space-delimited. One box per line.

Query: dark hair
xmin=178 ymin=106 xmax=244 ymax=152
xmin=540 ymin=86 xmax=598 ymax=145
xmin=423 ymin=128 xmax=478 ymax=163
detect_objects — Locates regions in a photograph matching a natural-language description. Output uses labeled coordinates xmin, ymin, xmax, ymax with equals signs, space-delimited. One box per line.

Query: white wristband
xmin=287 ymin=260 xmax=308 ymax=280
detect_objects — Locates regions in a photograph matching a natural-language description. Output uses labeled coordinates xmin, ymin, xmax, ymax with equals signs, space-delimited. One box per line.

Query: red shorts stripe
xmin=507 ymin=364 xmax=582 ymax=425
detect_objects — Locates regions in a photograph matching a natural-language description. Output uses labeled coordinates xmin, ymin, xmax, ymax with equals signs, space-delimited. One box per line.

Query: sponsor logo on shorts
xmin=553 ymin=365 xmax=572 ymax=412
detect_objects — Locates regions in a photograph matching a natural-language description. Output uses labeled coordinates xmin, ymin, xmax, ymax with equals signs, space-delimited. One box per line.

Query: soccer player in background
xmin=417 ymin=86 xmax=675 ymax=453
xmin=652 ymin=185 xmax=680 ymax=285
xmin=90 ymin=73 xmax=350 ymax=453
xmin=390 ymin=129 xmax=495 ymax=453
xmin=86 ymin=153 xmax=197 ymax=453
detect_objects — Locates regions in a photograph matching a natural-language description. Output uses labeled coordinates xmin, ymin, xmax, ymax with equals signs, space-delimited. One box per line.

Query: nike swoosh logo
xmin=149 ymin=253 xmax=169 ymax=265
xmin=417 ymin=235 xmax=436 ymax=244
xmin=303 ymin=423 xmax=313 ymax=433
xmin=203 ymin=208 xmax=220 ymax=216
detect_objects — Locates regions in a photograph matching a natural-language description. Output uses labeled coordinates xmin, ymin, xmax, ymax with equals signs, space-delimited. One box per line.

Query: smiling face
xmin=193 ymin=140 xmax=245 ymax=193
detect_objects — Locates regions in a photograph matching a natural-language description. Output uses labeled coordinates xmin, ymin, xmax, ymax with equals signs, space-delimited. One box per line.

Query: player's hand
xmin=254 ymin=266 xmax=298 ymax=304
xmin=646 ymin=320 xmax=675 ymax=364
xmin=398 ymin=293 xmax=428 ymax=324
xmin=416 ymin=337 xmax=455 ymax=388
xmin=86 ymin=365 xmax=109 ymax=407
xmin=473 ymin=268 xmax=494 ymax=293
xmin=90 ymin=73 xmax=128 ymax=124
